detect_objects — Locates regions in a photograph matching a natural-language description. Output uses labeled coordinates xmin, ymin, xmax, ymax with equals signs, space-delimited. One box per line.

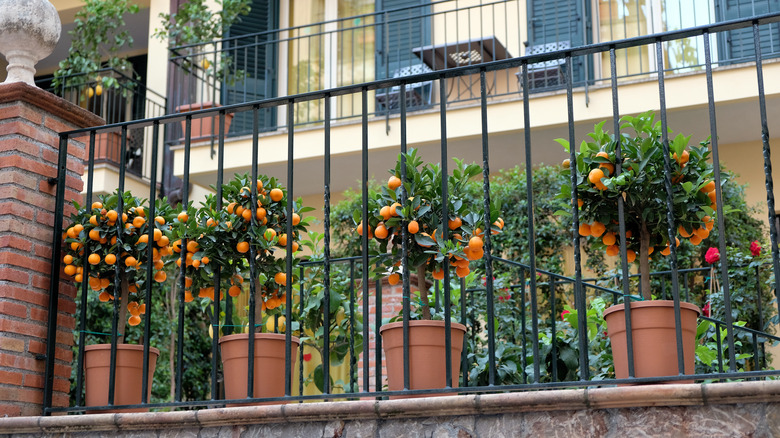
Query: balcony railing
xmin=166 ymin=0 xmax=780 ymax=137
xmin=39 ymin=68 xmax=167 ymax=178
xmin=47 ymin=12 xmax=780 ymax=413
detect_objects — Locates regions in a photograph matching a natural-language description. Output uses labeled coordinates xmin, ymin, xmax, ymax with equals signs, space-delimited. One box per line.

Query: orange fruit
xmin=99 ymin=291 xmax=112 ymax=302
xmin=388 ymin=175 xmax=402 ymax=190
xmin=408 ymin=220 xmax=420 ymax=234
xmin=92 ymin=202 xmax=103 ymax=210
xmin=689 ymin=234 xmax=702 ymax=245
xmin=235 ymin=205 xmax=244 ymax=217
xmin=153 ymin=229 xmax=162 ymax=242
xmin=678 ymin=225 xmax=692 ymax=238
xmin=602 ymin=232 xmax=616 ymax=246
xmin=88 ymin=253 xmax=100 ymax=265
xmin=599 ymin=162 xmax=615 ymax=175
xmin=695 ymin=227 xmax=710 ymax=240
xmin=158 ymin=235 xmax=170 ymax=247
xmin=700 ymin=181 xmax=715 ymax=193
xmin=432 ymin=268 xmax=444 ymax=280
xmin=388 ymin=273 xmax=400 ymax=285
xmin=227 ymin=202 xmax=237 ymax=214
xmin=590 ymin=221 xmax=606 ymax=238
xmin=562 ymin=158 xmax=570 ymax=168
xmin=455 ymin=265 xmax=470 ymax=278
xmin=88 ymin=276 xmax=101 ymax=290
xmin=228 ymin=285 xmax=242 ymax=297
xmin=128 ymin=315 xmax=142 ymax=326
xmin=184 ymin=291 xmax=194 ymax=302
xmin=154 ymin=260 xmax=164 ymax=270
xmin=242 ymin=208 xmax=252 ymax=222
xmin=178 ymin=211 xmax=189 ymax=223
xmin=106 ymin=210 xmax=118 ymax=222
xmin=186 ymin=240 xmax=199 ymax=253
xmin=89 ymin=215 xmax=98 ymax=226
xmin=104 ymin=254 xmax=116 ymax=265
xmin=100 ymin=278 xmax=110 ymax=289
xmin=626 ymin=249 xmax=637 ymax=263
xmin=124 ymin=256 xmax=137 ymax=267
xmin=467 ymin=248 xmax=484 ymax=260
xmin=237 ymin=241 xmax=250 ymax=253
xmin=356 ymin=222 xmax=371 ymax=237
xmin=172 ymin=239 xmax=182 ymax=253
xmin=269 ymin=188 xmax=283 ymax=202
xmin=274 ymin=272 xmax=287 ymax=285
xmin=264 ymin=228 xmax=277 ymax=241
xmin=374 ymin=223 xmax=389 ymax=239
xmin=380 ymin=206 xmax=393 ymax=221
xmin=201 ymin=256 xmax=209 ymax=264
xmin=63 ymin=254 xmax=73 ymax=265
xmin=155 ymin=216 xmax=165 ymax=225
xmin=605 ymin=245 xmax=619 ymax=257
xmin=185 ymin=277 xmax=193 ymax=288
xmin=154 ymin=271 xmax=167 ymax=282
xmin=138 ymin=234 xmax=149 ymax=244
xmin=390 ymin=202 xmax=402 ymax=216
xmin=256 ymin=207 xmax=267 ymax=221
xmin=132 ymin=216 xmax=145 ymax=228
xmin=278 ymin=234 xmax=288 ymax=246
xmin=588 ymin=168 xmax=605 ymax=186
xmin=661 ymin=245 xmax=671 ymax=256
xmin=64 ymin=265 xmax=77 ymax=276
xmin=135 ymin=206 xmax=145 ymax=217
xmin=578 ymin=223 xmax=591 ymax=236
xmin=448 ymin=217 xmax=463 ymax=230
xmin=291 ymin=213 xmax=301 ymax=226
xmin=206 ymin=217 xmax=218 ymax=227
xmin=468 ymin=236 xmax=484 ymax=251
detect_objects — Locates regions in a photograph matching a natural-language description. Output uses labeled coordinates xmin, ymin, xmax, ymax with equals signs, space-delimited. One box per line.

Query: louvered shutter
xmin=225 ymin=0 xmax=279 ymax=135
xmin=375 ymin=0 xmax=431 ymax=80
xmin=526 ymin=0 xmax=588 ymax=88
xmin=717 ymin=0 xmax=780 ymax=64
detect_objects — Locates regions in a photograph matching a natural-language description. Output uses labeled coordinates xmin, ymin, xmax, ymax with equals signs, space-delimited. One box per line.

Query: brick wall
xmin=0 ymin=82 xmax=101 ymax=416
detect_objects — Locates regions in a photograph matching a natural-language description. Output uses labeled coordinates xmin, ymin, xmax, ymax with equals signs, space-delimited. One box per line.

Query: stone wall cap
xmin=4 ymin=380 xmax=780 ymax=434
xmin=0 ymin=81 xmax=105 ymax=131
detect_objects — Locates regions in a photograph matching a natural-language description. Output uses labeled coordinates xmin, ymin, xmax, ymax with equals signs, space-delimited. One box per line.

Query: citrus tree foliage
xmin=62 ymin=192 xmax=176 ymax=340
xmin=53 ymin=0 xmax=139 ymax=91
xmin=358 ymin=148 xmax=503 ymax=319
xmin=171 ymin=173 xmax=312 ymax=331
xmin=559 ymin=111 xmax=719 ymax=299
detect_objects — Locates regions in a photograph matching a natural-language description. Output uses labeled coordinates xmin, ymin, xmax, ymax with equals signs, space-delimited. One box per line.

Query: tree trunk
xmin=168 ymin=280 xmax=177 ymax=401
xmin=417 ymin=265 xmax=431 ymax=320
xmin=117 ymin=276 xmax=130 ymax=344
xmin=254 ymin=276 xmax=263 ymax=332
xmin=639 ymin=221 xmax=652 ymax=300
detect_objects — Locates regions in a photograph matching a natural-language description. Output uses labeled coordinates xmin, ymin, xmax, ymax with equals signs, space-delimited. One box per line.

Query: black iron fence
xmin=44 ymin=12 xmax=780 ymax=413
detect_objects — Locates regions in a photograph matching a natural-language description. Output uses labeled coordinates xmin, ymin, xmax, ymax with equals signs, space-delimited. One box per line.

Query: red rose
xmin=751 ymin=241 xmax=761 ymax=257
xmin=702 ymin=302 xmax=712 ymax=318
xmin=705 ymin=247 xmax=720 ymax=264
xmin=561 ymin=309 xmax=570 ymax=321
xmin=303 ymin=353 xmax=312 ymax=362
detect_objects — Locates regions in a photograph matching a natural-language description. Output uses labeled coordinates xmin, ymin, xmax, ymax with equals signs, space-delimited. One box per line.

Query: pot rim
xmin=84 ymin=343 xmax=160 ymax=356
xmin=218 ymin=332 xmax=301 ymax=345
xmin=379 ymin=319 xmax=467 ymax=334
xmin=603 ymin=299 xmax=701 ymax=318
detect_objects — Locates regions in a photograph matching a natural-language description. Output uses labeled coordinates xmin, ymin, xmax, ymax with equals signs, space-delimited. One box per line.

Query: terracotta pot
xmin=84 ymin=344 xmax=159 ymax=413
xmin=175 ymin=101 xmax=234 ymax=140
xmin=379 ymin=320 xmax=466 ymax=397
xmin=604 ymin=300 xmax=701 ymax=383
xmin=219 ymin=332 xmax=300 ymax=405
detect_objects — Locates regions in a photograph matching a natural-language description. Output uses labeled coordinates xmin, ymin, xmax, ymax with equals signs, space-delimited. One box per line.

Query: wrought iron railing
xmin=38 ymin=68 xmax=167 ymax=178
xmin=45 ymin=12 xmax=780 ymax=413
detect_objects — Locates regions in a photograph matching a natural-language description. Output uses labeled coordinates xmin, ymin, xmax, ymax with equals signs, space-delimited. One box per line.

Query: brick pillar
xmin=0 ymin=82 xmax=102 ymax=416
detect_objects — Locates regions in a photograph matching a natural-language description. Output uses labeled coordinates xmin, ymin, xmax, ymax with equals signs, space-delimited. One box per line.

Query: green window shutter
xmin=375 ymin=0 xmax=431 ymax=80
xmin=526 ymin=0 xmax=588 ymax=88
xmin=717 ymin=0 xmax=780 ymax=63
xmin=225 ymin=0 xmax=279 ymax=135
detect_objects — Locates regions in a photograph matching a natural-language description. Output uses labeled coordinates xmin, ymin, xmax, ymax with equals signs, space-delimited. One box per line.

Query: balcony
xmin=38 ymin=68 xmax=167 ymax=181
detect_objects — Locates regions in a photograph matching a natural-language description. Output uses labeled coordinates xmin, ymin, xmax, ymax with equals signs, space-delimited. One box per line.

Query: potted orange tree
xmin=171 ymin=173 xmax=311 ymax=403
xmin=559 ymin=111 xmax=717 ymax=380
xmin=360 ymin=148 xmax=503 ymax=393
xmin=61 ymin=191 xmax=175 ymax=411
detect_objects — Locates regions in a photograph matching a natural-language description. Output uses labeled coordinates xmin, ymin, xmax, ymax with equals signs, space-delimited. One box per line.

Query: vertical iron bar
xmin=519 ymin=268 xmax=527 ymax=383
xmin=348 ymin=260 xmax=357 ymax=393
xmin=520 ymin=63 xmax=539 ymax=383
xmin=706 ymin=29 xmax=737 ymax=370
xmin=323 ymin=96 xmax=332 ymax=394
xmin=247 ymin=106 xmax=260 ymax=398
xmin=550 ymin=277 xmax=558 ymax=382
xmin=656 ymin=40 xmax=686 ymax=376
xmin=567 ymin=53 xmax=589 ymax=381
xmin=285 ymin=101 xmax=295 ymax=396
xmin=361 ymin=88 xmax=370 ymax=393
xmin=72 ymin=131 xmax=96 ymax=409
xmin=440 ymin=74 xmax=453 ymax=388
xmin=611 ymin=47 xmax=635 ymax=378
xmin=460 ymin=276 xmax=468 ymax=387
xmin=716 ymin=322 xmax=724 ymax=374
xmin=178 ymin=117 xmax=192 ymax=402
xmin=401 ymin=81 xmax=411 ymax=392
xmin=141 ymin=122 xmax=160 ymax=404
xmin=43 ymin=134 xmax=72 ymax=414
xmin=374 ymin=275 xmax=382 ymax=395
xmin=211 ymin=113 xmax=225 ymax=397
xmin=753 ymin=23 xmax=780 ymax=360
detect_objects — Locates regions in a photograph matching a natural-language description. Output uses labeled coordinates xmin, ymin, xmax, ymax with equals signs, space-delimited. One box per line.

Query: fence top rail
xmin=60 ymin=11 xmax=780 ymax=139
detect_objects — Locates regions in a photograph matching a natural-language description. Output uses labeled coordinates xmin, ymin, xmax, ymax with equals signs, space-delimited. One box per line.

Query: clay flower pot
xmin=604 ymin=300 xmax=700 ymax=383
xmin=219 ymin=332 xmax=300 ymax=405
xmin=379 ymin=320 xmax=466 ymax=397
xmin=84 ymin=344 xmax=159 ymax=413
xmin=175 ymin=101 xmax=233 ymax=141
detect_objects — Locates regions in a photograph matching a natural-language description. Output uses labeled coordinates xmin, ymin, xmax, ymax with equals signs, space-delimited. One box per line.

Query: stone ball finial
xmin=0 ymin=0 xmax=61 ymax=86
